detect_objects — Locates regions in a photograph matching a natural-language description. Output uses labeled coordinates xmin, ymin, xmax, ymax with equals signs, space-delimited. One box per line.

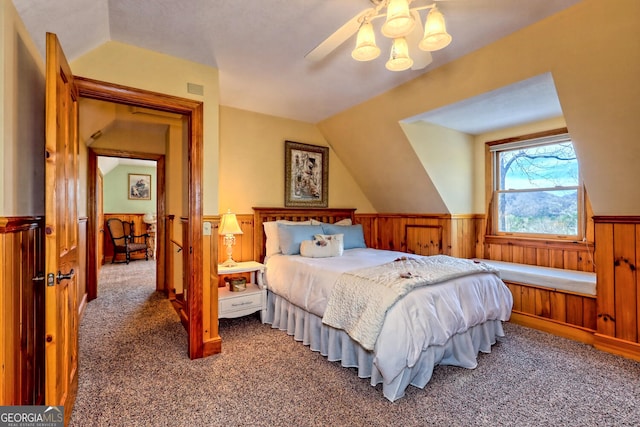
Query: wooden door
xmin=44 ymin=32 xmax=79 ymax=423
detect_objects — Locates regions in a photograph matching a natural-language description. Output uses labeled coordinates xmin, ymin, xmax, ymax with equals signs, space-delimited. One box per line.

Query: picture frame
xmin=284 ymin=141 xmax=328 ymax=207
xmin=128 ymin=173 xmax=152 ymax=200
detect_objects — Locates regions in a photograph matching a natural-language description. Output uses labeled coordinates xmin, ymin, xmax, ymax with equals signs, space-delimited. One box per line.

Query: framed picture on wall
xmin=284 ymin=140 xmax=328 ymax=207
xmin=128 ymin=173 xmax=151 ymax=200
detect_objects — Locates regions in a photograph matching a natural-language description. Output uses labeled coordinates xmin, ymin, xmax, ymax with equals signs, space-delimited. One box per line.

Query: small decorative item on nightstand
xmin=227 ymin=276 xmax=247 ymax=292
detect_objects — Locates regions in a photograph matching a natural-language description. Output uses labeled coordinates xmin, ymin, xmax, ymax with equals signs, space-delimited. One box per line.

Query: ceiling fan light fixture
xmin=352 ymin=21 xmax=381 ymax=61
xmin=385 ymin=37 xmax=413 ymax=72
xmin=419 ymin=6 xmax=452 ymax=52
xmin=381 ymin=0 xmax=415 ymax=38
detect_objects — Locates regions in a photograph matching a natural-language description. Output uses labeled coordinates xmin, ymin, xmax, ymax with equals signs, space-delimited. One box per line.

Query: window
xmin=488 ymin=129 xmax=583 ymax=239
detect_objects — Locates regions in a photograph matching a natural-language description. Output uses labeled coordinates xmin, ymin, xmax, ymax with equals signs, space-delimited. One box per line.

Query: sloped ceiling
xmin=319 ymin=0 xmax=640 ymax=216
xmin=13 ymin=0 xmax=582 ymax=124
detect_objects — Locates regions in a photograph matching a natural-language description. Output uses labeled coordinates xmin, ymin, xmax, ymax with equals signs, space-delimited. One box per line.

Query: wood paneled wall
xmin=356 ymin=213 xmax=483 ymax=259
xmin=202 ymin=216 xmax=221 ymax=356
xmin=483 ymin=236 xmax=595 ymax=272
xmin=171 ymin=210 xmax=640 ymax=361
xmin=0 ymin=217 xmax=44 ymax=405
xmin=506 ymin=282 xmax=596 ymax=343
xmin=0 ymin=216 xmax=88 ymax=405
xmin=594 ymin=216 xmax=640 ymax=361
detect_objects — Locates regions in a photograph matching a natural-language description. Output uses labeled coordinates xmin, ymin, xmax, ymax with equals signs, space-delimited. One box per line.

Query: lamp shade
xmin=419 ymin=6 xmax=452 ymax=52
xmin=351 ymin=21 xmax=380 ymax=61
xmin=385 ymin=37 xmax=413 ymax=72
xmin=219 ymin=210 xmax=243 ymax=235
xmin=143 ymin=212 xmax=156 ymax=224
xmin=381 ymin=0 xmax=415 ymax=38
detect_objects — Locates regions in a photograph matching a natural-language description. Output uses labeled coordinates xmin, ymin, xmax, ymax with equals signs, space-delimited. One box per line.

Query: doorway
xmin=91 ymin=150 xmax=165 ymax=292
xmin=77 ymin=76 xmax=207 ymax=359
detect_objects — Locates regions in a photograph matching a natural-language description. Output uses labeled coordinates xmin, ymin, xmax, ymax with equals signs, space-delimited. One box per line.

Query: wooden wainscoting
xmin=0 ymin=217 xmax=44 ymax=405
xmin=356 ymin=213 xmax=484 ymax=258
xmin=483 ymin=235 xmax=595 ymax=272
xmin=593 ymin=216 xmax=640 ymax=362
xmin=482 ymin=234 xmax=596 ymax=343
xmin=507 ymin=282 xmax=596 ymax=344
xmin=202 ymin=216 xmax=221 ymax=356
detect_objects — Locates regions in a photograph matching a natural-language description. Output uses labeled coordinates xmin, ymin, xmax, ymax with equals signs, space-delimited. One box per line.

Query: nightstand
xmin=218 ymin=261 xmax=266 ymax=321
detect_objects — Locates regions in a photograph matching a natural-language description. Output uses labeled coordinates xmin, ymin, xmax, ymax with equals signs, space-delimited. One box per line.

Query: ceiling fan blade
xmin=406 ymin=10 xmax=433 ymax=70
xmin=305 ymin=8 xmax=375 ymax=62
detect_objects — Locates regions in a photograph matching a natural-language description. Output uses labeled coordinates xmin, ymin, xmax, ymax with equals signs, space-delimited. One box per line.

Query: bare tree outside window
xmin=494 ymin=139 xmax=580 ymax=237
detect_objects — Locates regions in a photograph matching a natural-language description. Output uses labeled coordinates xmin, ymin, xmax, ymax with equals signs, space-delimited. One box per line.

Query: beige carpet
xmin=70 ymin=260 xmax=640 ymax=426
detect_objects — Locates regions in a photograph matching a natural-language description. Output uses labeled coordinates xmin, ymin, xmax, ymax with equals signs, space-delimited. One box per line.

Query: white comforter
xmin=265 ymin=248 xmax=513 ymax=383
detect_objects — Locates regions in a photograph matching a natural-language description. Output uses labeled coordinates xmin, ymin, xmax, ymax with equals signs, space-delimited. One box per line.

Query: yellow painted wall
xmin=320 ymin=0 xmax=640 ymax=216
xmin=70 ymin=41 xmax=220 ymax=215
xmin=402 ymin=121 xmax=475 ymax=214
xmin=0 ymin=0 xmax=45 ymax=216
xmin=219 ymin=106 xmax=375 ymax=214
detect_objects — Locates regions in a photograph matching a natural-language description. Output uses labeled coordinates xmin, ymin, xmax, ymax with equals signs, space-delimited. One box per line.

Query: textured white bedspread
xmin=265 ymin=248 xmax=513 ymax=383
xmin=322 ymin=255 xmax=500 ymax=351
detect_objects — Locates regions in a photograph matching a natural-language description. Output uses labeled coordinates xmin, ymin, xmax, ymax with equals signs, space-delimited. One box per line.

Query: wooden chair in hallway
xmin=105 ymin=218 xmax=149 ymax=264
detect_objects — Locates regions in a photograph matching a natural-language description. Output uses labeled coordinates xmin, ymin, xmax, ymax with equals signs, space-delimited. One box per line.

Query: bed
xmin=253 ymin=207 xmax=513 ymax=402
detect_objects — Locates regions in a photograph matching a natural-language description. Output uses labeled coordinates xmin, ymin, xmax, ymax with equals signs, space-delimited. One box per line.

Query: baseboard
xmin=509 ymin=312 xmax=595 ymax=345
xmin=594 ymin=333 xmax=640 ymax=362
xmin=203 ymin=337 xmax=222 ymax=357
xmin=78 ymin=292 xmax=88 ymax=320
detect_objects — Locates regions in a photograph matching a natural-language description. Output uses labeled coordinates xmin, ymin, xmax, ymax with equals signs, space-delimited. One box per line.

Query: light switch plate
xmin=203 ymin=222 xmax=212 ymax=236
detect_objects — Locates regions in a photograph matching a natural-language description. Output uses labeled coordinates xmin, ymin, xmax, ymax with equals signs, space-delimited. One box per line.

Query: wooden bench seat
xmin=475 ymin=258 xmax=597 ymax=344
xmin=475 ymin=259 xmax=596 ymax=296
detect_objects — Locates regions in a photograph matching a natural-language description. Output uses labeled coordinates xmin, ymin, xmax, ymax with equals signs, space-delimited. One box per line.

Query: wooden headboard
xmin=253 ymin=207 xmax=356 ymax=263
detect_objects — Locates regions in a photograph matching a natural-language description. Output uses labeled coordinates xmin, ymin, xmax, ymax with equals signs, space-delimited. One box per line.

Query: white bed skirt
xmin=264 ymin=291 xmax=506 ymax=402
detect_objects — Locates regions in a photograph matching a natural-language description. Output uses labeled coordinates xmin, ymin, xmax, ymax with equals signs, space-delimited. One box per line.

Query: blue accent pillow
xmin=277 ymin=224 xmax=324 ymax=255
xmin=321 ymin=224 xmax=366 ymax=249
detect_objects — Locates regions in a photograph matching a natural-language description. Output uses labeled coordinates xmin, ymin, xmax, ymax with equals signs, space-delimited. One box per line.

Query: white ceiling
xmin=404 ymin=72 xmax=563 ymax=134
xmin=13 ymin=0 xmax=581 ymax=126
xmin=98 ymin=157 xmax=156 ymax=176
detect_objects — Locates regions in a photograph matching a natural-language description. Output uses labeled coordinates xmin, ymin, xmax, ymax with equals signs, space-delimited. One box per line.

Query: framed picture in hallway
xmin=128 ymin=173 xmax=151 ymax=200
xmin=284 ymin=141 xmax=328 ymax=207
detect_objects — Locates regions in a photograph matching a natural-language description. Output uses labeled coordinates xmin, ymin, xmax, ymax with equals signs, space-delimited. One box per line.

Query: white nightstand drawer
xmin=218 ymin=284 xmax=265 ymax=319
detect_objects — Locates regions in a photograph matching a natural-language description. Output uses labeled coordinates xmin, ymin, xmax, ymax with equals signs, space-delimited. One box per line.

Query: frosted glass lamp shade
xmin=381 ymin=0 xmax=415 ymax=38
xmin=385 ymin=37 xmax=413 ymax=71
xmin=352 ymin=21 xmax=381 ymax=61
xmin=419 ymin=6 xmax=452 ymax=52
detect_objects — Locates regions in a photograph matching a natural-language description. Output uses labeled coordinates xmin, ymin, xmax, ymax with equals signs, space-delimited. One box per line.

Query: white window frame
xmin=489 ymin=131 xmax=584 ymax=240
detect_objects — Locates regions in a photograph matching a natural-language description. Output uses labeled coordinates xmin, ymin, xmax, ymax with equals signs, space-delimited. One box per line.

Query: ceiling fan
xmin=305 ymin=0 xmax=453 ymax=71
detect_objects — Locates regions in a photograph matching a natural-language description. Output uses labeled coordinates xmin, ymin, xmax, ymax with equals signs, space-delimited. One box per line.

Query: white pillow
xmin=264 ymin=220 xmax=311 ymax=258
xmin=300 ymin=234 xmax=344 ymax=258
xmin=310 ymin=218 xmax=352 ymax=226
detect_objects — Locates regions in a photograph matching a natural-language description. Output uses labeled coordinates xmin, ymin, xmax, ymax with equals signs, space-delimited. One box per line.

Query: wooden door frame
xmin=77 ymin=76 xmax=205 ymax=359
xmin=88 ymin=148 xmax=165 ymax=293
